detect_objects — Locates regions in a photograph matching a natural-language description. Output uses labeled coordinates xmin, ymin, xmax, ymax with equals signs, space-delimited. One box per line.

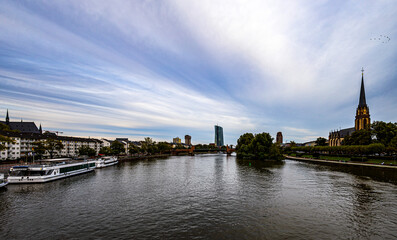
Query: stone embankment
xmin=285 ymin=155 xmax=397 ymax=169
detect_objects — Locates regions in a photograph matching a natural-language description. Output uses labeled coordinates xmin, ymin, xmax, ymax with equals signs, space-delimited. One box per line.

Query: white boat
xmin=8 ymin=158 xmax=96 ymax=184
xmin=95 ymin=156 xmax=118 ymax=168
xmin=0 ymin=173 xmax=8 ymax=188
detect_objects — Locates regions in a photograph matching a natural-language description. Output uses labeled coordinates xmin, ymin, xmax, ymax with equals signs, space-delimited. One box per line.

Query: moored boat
xmin=0 ymin=173 xmax=8 ymax=188
xmin=8 ymin=158 xmax=96 ymax=184
xmin=95 ymin=156 xmax=118 ymax=168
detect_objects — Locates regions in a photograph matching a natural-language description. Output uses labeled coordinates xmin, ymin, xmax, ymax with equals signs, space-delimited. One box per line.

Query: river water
xmin=0 ymin=154 xmax=396 ymax=239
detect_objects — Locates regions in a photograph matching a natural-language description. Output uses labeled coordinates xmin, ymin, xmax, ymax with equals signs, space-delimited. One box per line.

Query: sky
xmin=0 ymin=0 xmax=396 ymax=145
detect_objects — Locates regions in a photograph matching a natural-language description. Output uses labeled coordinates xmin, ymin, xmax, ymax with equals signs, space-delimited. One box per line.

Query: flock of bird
xmin=370 ymin=35 xmax=391 ymax=43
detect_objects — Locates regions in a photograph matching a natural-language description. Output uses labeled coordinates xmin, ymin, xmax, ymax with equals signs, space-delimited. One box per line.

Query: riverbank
xmin=285 ymin=155 xmax=397 ymax=169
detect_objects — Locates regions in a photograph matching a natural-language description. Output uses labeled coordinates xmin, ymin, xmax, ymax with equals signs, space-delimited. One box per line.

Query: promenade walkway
xmin=285 ymin=155 xmax=397 ymax=169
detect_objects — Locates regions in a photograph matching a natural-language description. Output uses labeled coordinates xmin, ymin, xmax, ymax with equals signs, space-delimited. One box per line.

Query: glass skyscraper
xmin=214 ymin=125 xmax=224 ymax=147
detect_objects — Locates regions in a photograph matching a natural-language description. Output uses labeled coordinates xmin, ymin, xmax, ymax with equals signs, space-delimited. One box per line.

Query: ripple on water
xmin=0 ymin=156 xmax=396 ymax=239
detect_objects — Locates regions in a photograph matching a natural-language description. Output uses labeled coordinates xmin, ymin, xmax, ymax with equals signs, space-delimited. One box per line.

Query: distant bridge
xmin=170 ymin=146 xmax=235 ymax=156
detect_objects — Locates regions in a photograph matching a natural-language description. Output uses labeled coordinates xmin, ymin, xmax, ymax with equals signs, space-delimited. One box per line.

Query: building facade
xmin=0 ymin=110 xmax=120 ymax=160
xmin=185 ymin=135 xmax=191 ymax=145
xmin=214 ymin=125 xmax=224 ymax=147
xmin=173 ymin=137 xmax=181 ymax=144
xmin=329 ymin=69 xmax=370 ymax=146
xmin=0 ymin=131 xmax=103 ymax=160
xmin=276 ymin=132 xmax=283 ymax=144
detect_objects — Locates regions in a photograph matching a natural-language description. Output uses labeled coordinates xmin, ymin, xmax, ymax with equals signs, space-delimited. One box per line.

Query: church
xmin=329 ymin=69 xmax=371 ymax=146
xmin=0 ymin=109 xmax=42 ymax=134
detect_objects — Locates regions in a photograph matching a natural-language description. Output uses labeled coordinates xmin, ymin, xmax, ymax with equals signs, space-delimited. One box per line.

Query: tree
xmin=236 ymin=132 xmax=283 ymax=161
xmin=250 ymin=132 xmax=273 ymax=160
xmin=344 ymin=129 xmax=372 ymax=145
xmin=128 ymin=144 xmax=141 ymax=155
xmin=372 ymin=121 xmax=397 ymax=147
xmin=33 ymin=138 xmax=64 ymax=158
xmin=44 ymin=138 xmax=64 ymax=158
xmin=315 ymin=137 xmax=328 ymax=146
xmin=99 ymin=146 xmax=112 ymax=155
xmin=389 ymin=135 xmax=397 ymax=148
xmin=0 ymin=123 xmax=18 ymax=151
xmin=140 ymin=137 xmax=157 ymax=155
xmin=0 ymin=135 xmax=15 ymax=151
xmin=111 ymin=141 xmax=125 ymax=155
xmin=157 ymin=142 xmax=171 ymax=154
xmin=78 ymin=146 xmax=97 ymax=157
xmin=32 ymin=141 xmax=46 ymax=158
xmin=236 ymin=133 xmax=254 ymax=151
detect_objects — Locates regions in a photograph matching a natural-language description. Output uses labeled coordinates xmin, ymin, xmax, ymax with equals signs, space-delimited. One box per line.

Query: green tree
xmin=372 ymin=121 xmax=397 ymax=146
xmin=157 ymin=142 xmax=171 ymax=154
xmin=33 ymin=138 xmax=64 ymax=158
xmin=0 ymin=135 xmax=15 ymax=151
xmin=111 ymin=141 xmax=125 ymax=155
xmin=128 ymin=144 xmax=141 ymax=155
xmin=269 ymin=143 xmax=284 ymax=161
xmin=32 ymin=141 xmax=46 ymax=158
xmin=44 ymin=138 xmax=64 ymax=158
xmin=236 ymin=132 xmax=283 ymax=161
xmin=389 ymin=135 xmax=397 ymax=148
xmin=78 ymin=146 xmax=97 ymax=157
xmin=344 ymin=129 xmax=372 ymax=145
xmin=236 ymin=133 xmax=254 ymax=151
xmin=250 ymin=132 xmax=273 ymax=159
xmin=315 ymin=137 xmax=328 ymax=146
xmin=0 ymin=123 xmax=18 ymax=151
xmin=99 ymin=146 xmax=112 ymax=155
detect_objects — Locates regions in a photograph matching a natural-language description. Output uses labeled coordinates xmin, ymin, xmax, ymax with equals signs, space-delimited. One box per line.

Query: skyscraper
xmin=214 ymin=125 xmax=224 ymax=147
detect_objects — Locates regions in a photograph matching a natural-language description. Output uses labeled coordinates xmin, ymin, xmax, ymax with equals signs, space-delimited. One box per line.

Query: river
xmin=0 ymin=154 xmax=396 ymax=239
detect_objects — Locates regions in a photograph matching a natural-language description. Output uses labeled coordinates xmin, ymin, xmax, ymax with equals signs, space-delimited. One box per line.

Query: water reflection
xmin=0 ymin=156 xmax=396 ymax=239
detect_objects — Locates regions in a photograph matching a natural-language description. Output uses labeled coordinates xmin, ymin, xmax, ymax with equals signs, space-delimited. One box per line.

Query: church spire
xmin=358 ymin=68 xmax=367 ymax=108
xmin=355 ymin=68 xmax=370 ymax=131
xmin=39 ymin=123 xmax=42 ymax=134
xmin=6 ymin=109 xmax=9 ymax=124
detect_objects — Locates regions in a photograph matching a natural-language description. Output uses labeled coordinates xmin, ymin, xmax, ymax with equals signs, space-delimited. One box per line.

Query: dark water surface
xmin=1 ymin=154 xmax=396 ymax=239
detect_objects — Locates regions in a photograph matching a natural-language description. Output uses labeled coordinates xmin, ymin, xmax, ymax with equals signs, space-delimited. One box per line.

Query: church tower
xmin=355 ymin=68 xmax=370 ymax=131
xmin=6 ymin=109 xmax=9 ymax=124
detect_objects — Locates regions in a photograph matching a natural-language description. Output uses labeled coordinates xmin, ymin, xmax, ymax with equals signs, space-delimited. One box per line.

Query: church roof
xmin=0 ymin=121 xmax=40 ymax=133
xmin=339 ymin=127 xmax=355 ymax=138
xmin=358 ymin=72 xmax=367 ymax=108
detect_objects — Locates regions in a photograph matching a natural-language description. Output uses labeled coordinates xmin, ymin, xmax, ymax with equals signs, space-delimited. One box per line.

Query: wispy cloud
xmin=0 ymin=1 xmax=396 ymax=144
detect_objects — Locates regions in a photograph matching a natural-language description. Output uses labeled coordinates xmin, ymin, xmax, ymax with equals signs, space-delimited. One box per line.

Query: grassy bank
xmin=287 ymin=153 xmax=396 ymax=165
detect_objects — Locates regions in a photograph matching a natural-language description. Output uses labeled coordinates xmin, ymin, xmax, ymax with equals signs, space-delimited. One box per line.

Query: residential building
xmin=173 ymin=137 xmax=181 ymax=144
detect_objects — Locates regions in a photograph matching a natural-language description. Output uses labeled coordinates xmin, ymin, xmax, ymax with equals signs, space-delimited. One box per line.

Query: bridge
xmin=170 ymin=145 xmax=235 ymax=156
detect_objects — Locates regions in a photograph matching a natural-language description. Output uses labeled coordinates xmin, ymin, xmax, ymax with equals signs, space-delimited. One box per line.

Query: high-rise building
xmin=173 ymin=137 xmax=181 ymax=144
xmin=185 ymin=135 xmax=191 ymax=145
xmin=276 ymin=132 xmax=283 ymax=144
xmin=214 ymin=125 xmax=224 ymax=147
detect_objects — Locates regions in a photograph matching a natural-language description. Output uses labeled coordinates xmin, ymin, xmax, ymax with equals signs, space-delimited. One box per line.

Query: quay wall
xmin=285 ymin=155 xmax=397 ymax=169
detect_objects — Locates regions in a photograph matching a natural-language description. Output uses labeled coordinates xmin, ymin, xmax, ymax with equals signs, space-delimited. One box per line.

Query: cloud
xmin=0 ymin=0 xmax=396 ymax=144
